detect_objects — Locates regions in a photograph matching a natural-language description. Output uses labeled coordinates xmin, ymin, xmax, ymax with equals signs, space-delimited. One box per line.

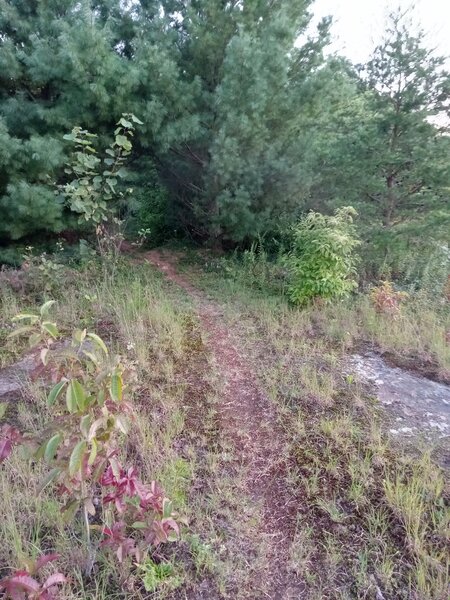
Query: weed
xmin=371 ymin=280 xmax=408 ymax=316
xmin=138 ymin=558 xmax=184 ymax=593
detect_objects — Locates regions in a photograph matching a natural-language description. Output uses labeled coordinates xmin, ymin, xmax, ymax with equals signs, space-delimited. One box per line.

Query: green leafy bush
xmin=61 ymin=113 xmax=142 ymax=226
xmin=2 ymin=301 xmax=180 ymax=576
xmin=284 ymin=207 xmax=360 ymax=306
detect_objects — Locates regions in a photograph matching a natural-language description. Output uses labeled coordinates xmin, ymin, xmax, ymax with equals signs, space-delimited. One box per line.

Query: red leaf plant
xmin=99 ymin=459 xmax=180 ymax=563
xmin=0 ymin=554 xmax=66 ymax=600
xmin=370 ymin=281 xmax=408 ymax=316
xmin=0 ymin=425 xmax=23 ymax=463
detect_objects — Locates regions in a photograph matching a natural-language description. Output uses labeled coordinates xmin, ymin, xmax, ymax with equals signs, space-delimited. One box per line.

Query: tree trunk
xmin=384 ymin=173 xmax=396 ymax=227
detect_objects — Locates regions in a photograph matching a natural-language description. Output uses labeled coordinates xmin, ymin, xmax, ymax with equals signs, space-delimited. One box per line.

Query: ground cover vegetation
xmin=184 ymin=248 xmax=450 ymax=599
xmin=0 ymin=0 xmax=449 ymax=598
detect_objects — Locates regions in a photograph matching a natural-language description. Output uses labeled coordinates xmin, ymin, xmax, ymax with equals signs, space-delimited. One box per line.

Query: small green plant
xmin=61 ymin=113 xmax=142 ymax=225
xmin=284 ymin=207 xmax=360 ymax=306
xmin=61 ymin=113 xmax=143 ymax=278
xmin=138 ymin=559 xmax=182 ymax=592
xmin=21 ymin=245 xmax=66 ymax=295
xmin=2 ymin=301 xmax=180 ymax=575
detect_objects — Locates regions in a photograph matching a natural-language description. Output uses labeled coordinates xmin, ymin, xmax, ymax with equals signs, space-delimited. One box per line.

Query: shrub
xmin=370 ymin=280 xmax=408 ymax=316
xmin=284 ymin=207 xmax=360 ymax=306
xmin=1 ymin=301 xmax=179 ymax=577
xmin=0 ymin=554 xmax=66 ymax=600
xmin=61 ymin=114 xmax=141 ymax=226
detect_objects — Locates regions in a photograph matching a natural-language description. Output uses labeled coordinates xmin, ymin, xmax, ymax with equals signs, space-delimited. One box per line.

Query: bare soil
xmin=144 ymin=250 xmax=304 ymax=599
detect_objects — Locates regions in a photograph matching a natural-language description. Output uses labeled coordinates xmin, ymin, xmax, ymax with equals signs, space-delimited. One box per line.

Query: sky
xmin=309 ymin=0 xmax=450 ymax=64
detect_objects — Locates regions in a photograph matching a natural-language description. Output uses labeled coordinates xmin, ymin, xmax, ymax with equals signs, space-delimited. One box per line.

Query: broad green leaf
xmin=47 ymin=381 xmax=67 ymax=407
xmin=80 ymin=414 xmax=92 ymax=437
xmin=73 ymin=328 xmax=87 ymax=344
xmin=29 ymin=332 xmax=42 ymax=347
xmin=12 ymin=313 xmax=39 ymax=324
xmin=40 ymin=300 xmax=56 ymax=316
xmin=42 ymin=321 xmax=59 ymax=339
xmin=69 ymin=440 xmax=87 ymax=476
xmin=118 ymin=117 xmax=133 ymax=128
xmin=116 ymin=167 xmax=128 ymax=178
xmin=44 ymin=433 xmax=62 ymax=462
xmin=163 ymin=498 xmax=173 ymax=519
xmin=115 ymin=134 xmax=128 ymax=147
xmin=110 ymin=373 xmax=123 ymax=402
xmin=130 ymin=114 xmax=143 ymax=125
xmin=34 ymin=440 xmax=48 ymax=461
xmin=82 ymin=350 xmax=98 ymax=365
xmin=88 ymin=438 xmax=98 ymax=465
xmin=97 ymin=388 xmax=105 ymax=406
xmin=69 ymin=379 xmax=86 ymax=411
xmin=66 ymin=382 xmax=77 ymax=413
xmin=7 ymin=325 xmax=33 ymax=338
xmin=87 ymin=332 xmax=108 ymax=355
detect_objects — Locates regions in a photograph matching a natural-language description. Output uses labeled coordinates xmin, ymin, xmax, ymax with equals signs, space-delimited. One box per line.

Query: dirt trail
xmin=144 ymin=250 xmax=303 ymax=599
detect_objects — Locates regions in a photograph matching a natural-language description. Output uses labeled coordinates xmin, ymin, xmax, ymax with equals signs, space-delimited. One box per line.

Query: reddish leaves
xmin=0 ymin=554 xmax=66 ymax=600
xmin=371 ymin=281 xmax=408 ymax=316
xmin=99 ymin=459 xmax=179 ymax=561
xmin=0 ymin=425 xmax=23 ymax=463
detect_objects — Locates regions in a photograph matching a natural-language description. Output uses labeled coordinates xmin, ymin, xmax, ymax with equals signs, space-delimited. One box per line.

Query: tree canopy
xmin=0 ymin=2 xmax=449 ymax=256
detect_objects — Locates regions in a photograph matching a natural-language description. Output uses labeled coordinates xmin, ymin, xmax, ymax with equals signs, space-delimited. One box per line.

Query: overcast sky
xmin=309 ymin=0 xmax=450 ymax=64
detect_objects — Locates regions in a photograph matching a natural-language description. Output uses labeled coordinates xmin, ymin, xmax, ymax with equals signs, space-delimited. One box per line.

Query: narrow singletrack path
xmin=144 ymin=250 xmax=303 ymax=599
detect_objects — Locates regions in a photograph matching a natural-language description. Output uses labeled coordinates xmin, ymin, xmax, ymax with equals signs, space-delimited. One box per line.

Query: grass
xmin=187 ymin=249 xmax=450 ymax=378
xmin=0 ymin=258 xmax=227 ymax=598
xmin=1 ymin=249 xmax=449 ymax=599
xmin=183 ymin=253 xmax=449 ymax=599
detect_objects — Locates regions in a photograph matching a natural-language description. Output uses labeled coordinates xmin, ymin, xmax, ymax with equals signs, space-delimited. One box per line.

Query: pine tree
xmin=130 ymin=0 xmax=331 ymax=243
xmin=359 ymin=10 xmax=450 ymax=228
xmin=0 ymin=0 xmax=130 ymax=240
xmin=302 ymin=10 xmax=450 ymax=276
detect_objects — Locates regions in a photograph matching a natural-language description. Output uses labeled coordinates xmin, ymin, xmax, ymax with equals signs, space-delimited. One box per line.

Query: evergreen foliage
xmin=0 ymin=2 xmax=449 ymax=267
xmin=0 ymin=0 xmax=129 ymax=239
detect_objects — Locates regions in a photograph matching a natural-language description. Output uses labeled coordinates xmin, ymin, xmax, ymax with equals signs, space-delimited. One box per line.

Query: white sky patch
xmin=310 ymin=0 xmax=450 ymax=64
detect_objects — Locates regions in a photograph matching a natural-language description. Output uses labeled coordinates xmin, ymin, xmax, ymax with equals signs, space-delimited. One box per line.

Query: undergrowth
xmin=185 ymin=253 xmax=450 ymax=600
xmin=1 ymin=248 xmax=449 ymax=599
xmin=0 ymin=258 xmax=223 ymax=598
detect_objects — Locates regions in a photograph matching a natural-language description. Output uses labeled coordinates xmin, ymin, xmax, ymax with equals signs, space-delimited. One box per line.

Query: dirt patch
xmin=144 ymin=250 xmax=304 ymax=599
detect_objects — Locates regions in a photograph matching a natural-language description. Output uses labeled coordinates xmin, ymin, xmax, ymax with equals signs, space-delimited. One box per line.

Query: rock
xmin=0 ymin=353 xmax=41 ymax=401
xmin=348 ymin=352 xmax=450 ymax=440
